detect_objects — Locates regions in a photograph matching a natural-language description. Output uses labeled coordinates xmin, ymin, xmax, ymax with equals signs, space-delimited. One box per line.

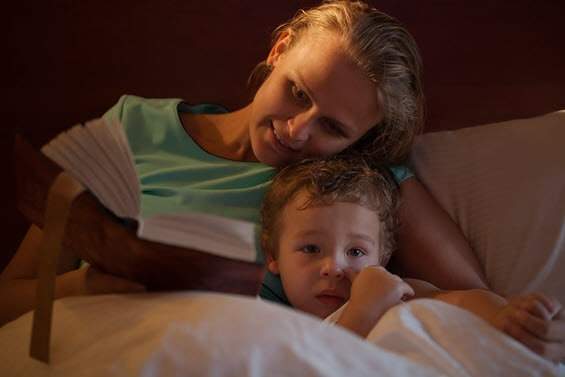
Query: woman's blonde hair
xmin=249 ymin=0 xmax=424 ymax=165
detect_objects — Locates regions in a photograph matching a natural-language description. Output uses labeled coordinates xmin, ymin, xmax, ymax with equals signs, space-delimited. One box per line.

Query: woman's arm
xmin=406 ymin=278 xmax=565 ymax=362
xmin=395 ymin=177 xmax=488 ymax=290
xmin=0 ymin=225 xmax=78 ymax=325
xmin=0 ymin=225 xmax=145 ymax=326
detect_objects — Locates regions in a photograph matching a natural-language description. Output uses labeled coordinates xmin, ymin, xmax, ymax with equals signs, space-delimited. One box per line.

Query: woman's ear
xmin=267 ymin=31 xmax=292 ymax=67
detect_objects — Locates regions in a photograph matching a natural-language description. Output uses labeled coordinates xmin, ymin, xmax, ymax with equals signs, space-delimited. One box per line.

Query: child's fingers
xmin=343 ymin=268 xmax=358 ymax=283
xmin=400 ymin=281 xmax=415 ymax=300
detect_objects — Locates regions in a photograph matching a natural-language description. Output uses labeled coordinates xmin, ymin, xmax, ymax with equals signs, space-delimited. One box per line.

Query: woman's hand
xmin=494 ymin=293 xmax=565 ymax=362
xmin=346 ymin=266 xmax=414 ymax=319
xmin=67 ymin=266 xmax=146 ymax=296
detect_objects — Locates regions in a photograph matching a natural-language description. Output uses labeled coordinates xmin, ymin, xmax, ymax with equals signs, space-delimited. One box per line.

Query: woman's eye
xmin=347 ymin=248 xmax=366 ymax=257
xmin=321 ymin=119 xmax=345 ymax=137
xmin=301 ymin=244 xmax=320 ymax=254
xmin=291 ymin=83 xmax=309 ymax=105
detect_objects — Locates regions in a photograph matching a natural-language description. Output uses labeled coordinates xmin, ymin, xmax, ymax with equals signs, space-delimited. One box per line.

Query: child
xmin=260 ymin=157 xmax=563 ymax=358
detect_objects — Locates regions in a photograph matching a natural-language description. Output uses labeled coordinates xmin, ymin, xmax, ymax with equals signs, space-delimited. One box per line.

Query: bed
xmin=3 ymin=1 xmax=565 ymax=376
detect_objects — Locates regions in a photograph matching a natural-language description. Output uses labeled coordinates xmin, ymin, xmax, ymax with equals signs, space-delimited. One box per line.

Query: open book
xmin=14 ymin=123 xmax=263 ymax=295
xmin=41 ymin=118 xmax=257 ymax=263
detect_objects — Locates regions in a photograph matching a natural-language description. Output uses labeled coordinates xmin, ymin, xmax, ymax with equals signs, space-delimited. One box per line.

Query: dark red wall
xmin=3 ymin=1 xmax=564 ymax=271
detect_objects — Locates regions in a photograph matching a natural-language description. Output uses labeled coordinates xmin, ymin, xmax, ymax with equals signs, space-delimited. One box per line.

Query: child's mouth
xmin=316 ymin=294 xmax=346 ymax=308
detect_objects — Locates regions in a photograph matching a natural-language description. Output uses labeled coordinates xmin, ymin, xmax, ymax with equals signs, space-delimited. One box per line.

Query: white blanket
xmin=0 ymin=293 xmax=561 ymax=377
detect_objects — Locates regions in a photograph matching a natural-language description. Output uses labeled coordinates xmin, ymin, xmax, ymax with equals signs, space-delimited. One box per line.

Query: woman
xmin=3 ymin=0 xmax=562 ymax=362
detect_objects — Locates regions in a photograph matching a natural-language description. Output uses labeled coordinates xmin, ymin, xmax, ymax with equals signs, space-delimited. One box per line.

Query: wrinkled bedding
xmin=0 ymin=292 xmax=561 ymax=377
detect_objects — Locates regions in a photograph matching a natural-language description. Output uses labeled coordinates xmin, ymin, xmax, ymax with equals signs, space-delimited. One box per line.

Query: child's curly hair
xmin=260 ymin=157 xmax=399 ymax=266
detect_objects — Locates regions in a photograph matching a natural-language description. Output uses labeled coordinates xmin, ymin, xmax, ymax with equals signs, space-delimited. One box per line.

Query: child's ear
xmin=266 ymin=254 xmax=280 ymax=275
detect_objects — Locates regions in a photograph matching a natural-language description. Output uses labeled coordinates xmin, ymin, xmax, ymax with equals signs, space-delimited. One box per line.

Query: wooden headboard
xmin=3 ymin=0 xmax=564 ymax=270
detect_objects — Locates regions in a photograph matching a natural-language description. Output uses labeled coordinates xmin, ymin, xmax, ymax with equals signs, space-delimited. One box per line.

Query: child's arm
xmin=336 ymin=266 xmax=414 ymax=338
xmin=0 ymin=224 xmax=145 ymax=326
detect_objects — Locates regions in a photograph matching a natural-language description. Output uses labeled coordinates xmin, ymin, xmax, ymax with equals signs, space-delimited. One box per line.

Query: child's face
xmin=268 ymin=190 xmax=382 ymax=318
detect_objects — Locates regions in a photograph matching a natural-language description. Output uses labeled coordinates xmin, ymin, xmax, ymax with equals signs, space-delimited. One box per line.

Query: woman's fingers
xmin=504 ymin=318 xmax=565 ymax=362
xmin=512 ymin=293 xmax=552 ymax=320
xmin=84 ymin=266 xmax=146 ymax=294
xmin=512 ymin=309 xmax=565 ymax=342
xmin=507 ymin=297 xmax=565 ymax=363
xmin=526 ymin=293 xmax=562 ymax=318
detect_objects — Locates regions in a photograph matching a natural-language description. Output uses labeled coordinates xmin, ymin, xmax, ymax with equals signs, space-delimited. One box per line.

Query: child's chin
xmin=312 ymin=303 xmax=343 ymax=319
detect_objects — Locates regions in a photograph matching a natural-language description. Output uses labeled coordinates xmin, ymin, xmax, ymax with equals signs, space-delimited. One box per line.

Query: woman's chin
xmin=252 ymin=124 xmax=301 ymax=167
xmin=254 ymin=144 xmax=295 ymax=167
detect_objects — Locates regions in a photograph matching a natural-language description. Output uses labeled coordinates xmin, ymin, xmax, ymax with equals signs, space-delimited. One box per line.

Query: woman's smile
xmin=271 ymin=121 xmax=297 ymax=151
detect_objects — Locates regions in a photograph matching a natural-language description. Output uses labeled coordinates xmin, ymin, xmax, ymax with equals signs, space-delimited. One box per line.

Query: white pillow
xmin=411 ymin=110 xmax=565 ymax=302
xmin=0 ymin=293 xmax=431 ymax=377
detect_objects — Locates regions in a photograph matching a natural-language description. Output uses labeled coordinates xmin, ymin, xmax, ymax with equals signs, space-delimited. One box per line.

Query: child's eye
xmin=291 ymin=83 xmax=310 ymax=105
xmin=347 ymin=248 xmax=366 ymax=257
xmin=300 ymin=244 xmax=320 ymax=254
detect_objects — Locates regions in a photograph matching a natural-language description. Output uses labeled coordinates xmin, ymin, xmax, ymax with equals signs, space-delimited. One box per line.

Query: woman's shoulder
xmin=102 ymin=94 xmax=184 ymax=123
xmin=388 ymin=164 xmax=414 ymax=184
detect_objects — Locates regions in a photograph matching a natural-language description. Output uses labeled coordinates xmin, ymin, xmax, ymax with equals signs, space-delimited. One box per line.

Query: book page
xmin=42 ymin=131 xmax=108 ymax=204
xmin=66 ymin=126 xmax=130 ymax=217
xmin=42 ymin=131 xmax=95 ymax=190
xmin=138 ymin=212 xmax=257 ymax=262
xmin=84 ymin=119 xmax=139 ymax=217
xmin=41 ymin=120 xmax=137 ymax=219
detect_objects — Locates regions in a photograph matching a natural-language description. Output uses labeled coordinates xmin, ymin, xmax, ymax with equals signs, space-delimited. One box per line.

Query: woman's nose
xmin=287 ymin=110 xmax=316 ymax=144
xmin=320 ymin=257 xmax=344 ymax=280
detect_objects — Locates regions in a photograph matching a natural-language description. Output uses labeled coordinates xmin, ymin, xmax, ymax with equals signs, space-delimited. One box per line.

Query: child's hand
xmin=345 ymin=266 xmax=414 ymax=319
xmin=68 ymin=266 xmax=146 ymax=295
xmin=494 ymin=293 xmax=565 ymax=362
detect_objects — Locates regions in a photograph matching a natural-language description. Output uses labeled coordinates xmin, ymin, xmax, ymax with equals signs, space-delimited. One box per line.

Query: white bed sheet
xmin=0 ymin=292 xmax=561 ymax=377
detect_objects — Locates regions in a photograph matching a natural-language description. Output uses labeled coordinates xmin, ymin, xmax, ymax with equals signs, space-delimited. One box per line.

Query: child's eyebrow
xmin=295 ymin=229 xmax=324 ymax=238
xmin=294 ymin=230 xmax=376 ymax=246
xmin=347 ymin=233 xmax=376 ymax=246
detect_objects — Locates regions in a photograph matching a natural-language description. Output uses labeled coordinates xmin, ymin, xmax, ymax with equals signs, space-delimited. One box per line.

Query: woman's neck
xmin=180 ymin=104 xmax=257 ymax=162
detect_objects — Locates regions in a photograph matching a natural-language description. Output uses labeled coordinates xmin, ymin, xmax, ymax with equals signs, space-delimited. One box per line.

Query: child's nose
xmin=320 ymin=257 xmax=344 ymax=280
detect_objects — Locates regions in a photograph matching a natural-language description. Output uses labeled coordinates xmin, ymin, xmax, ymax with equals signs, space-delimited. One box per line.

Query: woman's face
xmin=249 ymin=33 xmax=382 ymax=167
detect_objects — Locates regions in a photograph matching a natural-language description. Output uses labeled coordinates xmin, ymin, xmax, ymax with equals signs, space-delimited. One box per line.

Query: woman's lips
xmin=270 ymin=122 xmax=298 ymax=152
